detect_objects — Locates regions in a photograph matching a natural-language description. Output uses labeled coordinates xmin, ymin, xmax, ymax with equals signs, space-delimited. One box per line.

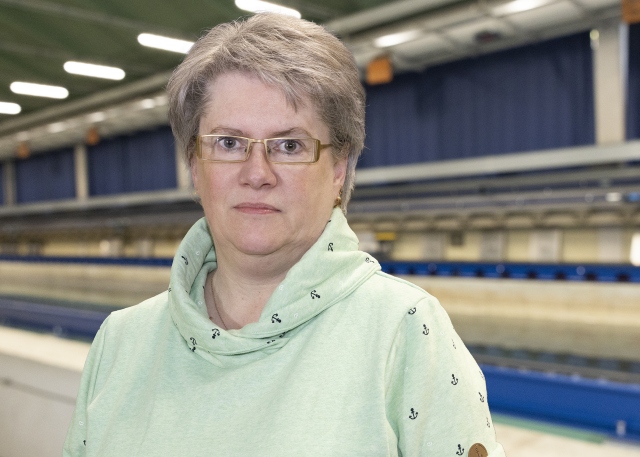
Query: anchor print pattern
xmin=271 ymin=313 xmax=281 ymax=324
xmin=487 ymin=417 xmax=491 ymax=428
xmin=456 ymin=444 xmax=465 ymax=455
xmin=168 ymin=287 xmax=172 ymax=292
xmin=479 ymin=392 xmax=485 ymax=402
xmin=365 ymin=257 xmax=373 ymax=263
xmin=408 ymin=307 xmax=416 ymax=315
xmin=452 ymin=339 xmax=456 ymax=349
xmin=211 ymin=328 xmax=220 ymax=339
xmin=190 ymin=337 xmax=197 ymax=352
xmin=328 ymin=242 xmax=334 ymax=251
xmin=409 ymin=408 xmax=418 ymax=420
xmin=451 ymin=374 xmax=459 ymax=385
xmin=181 ymin=256 xmax=188 ymax=265
xmin=310 ymin=290 xmax=321 ymax=299
xmin=423 ymin=324 xmax=429 ymax=335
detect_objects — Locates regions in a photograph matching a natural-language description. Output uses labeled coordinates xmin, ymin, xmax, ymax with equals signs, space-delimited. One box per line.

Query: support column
xmin=74 ymin=143 xmax=89 ymax=200
xmin=2 ymin=160 xmax=16 ymax=206
xmin=592 ymin=20 xmax=628 ymax=144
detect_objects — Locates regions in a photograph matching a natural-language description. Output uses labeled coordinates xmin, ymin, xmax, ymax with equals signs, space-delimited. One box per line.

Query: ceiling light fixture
xmin=137 ymin=33 xmax=194 ymax=54
xmin=235 ymin=0 xmax=301 ymax=18
xmin=492 ymin=0 xmax=551 ymax=16
xmin=374 ymin=30 xmax=422 ymax=48
xmin=0 ymin=101 xmax=21 ymax=115
xmin=10 ymin=82 xmax=69 ymax=99
xmin=64 ymin=61 xmax=125 ymax=80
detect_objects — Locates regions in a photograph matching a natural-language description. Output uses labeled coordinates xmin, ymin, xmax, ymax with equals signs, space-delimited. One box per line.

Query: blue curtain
xmin=15 ymin=148 xmax=75 ymax=203
xmin=362 ymin=32 xmax=595 ymax=168
xmin=628 ymin=23 xmax=640 ymax=140
xmin=88 ymin=126 xmax=177 ymax=196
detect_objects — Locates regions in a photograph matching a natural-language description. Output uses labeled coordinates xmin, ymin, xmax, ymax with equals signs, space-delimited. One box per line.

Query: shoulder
xmin=356 ymin=270 xmax=450 ymax=321
xmin=100 ymin=291 xmax=170 ymax=341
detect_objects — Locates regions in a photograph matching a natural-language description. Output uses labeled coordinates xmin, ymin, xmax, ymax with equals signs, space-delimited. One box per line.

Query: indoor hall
xmin=1 ymin=0 xmax=639 ymax=456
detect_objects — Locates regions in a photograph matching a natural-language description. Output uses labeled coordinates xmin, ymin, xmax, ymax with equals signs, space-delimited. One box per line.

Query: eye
xmin=283 ymin=140 xmax=300 ymax=153
xmin=218 ymin=136 xmax=240 ymax=149
xmin=272 ymin=138 xmax=305 ymax=155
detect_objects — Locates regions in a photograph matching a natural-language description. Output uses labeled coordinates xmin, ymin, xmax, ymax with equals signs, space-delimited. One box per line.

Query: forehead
xmin=199 ymin=72 xmax=325 ymax=136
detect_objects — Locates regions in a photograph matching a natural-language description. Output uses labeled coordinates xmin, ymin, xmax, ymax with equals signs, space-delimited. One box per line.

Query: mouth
xmin=234 ymin=203 xmax=281 ymax=214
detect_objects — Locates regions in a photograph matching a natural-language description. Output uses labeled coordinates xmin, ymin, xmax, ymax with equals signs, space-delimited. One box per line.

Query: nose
xmin=239 ymin=141 xmax=277 ymax=189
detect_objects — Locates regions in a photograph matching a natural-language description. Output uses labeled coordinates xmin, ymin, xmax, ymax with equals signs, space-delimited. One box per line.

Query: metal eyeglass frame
xmin=196 ymin=134 xmax=333 ymax=164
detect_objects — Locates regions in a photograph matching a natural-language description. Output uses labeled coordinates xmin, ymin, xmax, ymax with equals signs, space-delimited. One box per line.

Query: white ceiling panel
xmin=571 ymin=0 xmax=619 ymax=10
xmin=506 ymin=1 xmax=584 ymax=30
xmin=443 ymin=17 xmax=516 ymax=45
xmin=393 ymin=33 xmax=454 ymax=58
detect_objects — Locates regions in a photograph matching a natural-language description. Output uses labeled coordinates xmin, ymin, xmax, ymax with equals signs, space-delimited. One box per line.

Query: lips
xmin=234 ymin=202 xmax=280 ymax=214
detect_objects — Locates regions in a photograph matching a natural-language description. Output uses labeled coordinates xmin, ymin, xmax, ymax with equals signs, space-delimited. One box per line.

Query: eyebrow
xmin=207 ymin=126 xmax=314 ymax=138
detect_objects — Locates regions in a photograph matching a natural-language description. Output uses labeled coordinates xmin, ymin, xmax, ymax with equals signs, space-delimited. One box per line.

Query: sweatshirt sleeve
xmin=385 ymin=296 xmax=506 ymax=457
xmin=62 ymin=316 xmax=110 ymax=457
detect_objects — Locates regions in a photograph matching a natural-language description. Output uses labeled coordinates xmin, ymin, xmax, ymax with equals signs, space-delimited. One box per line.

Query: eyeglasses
xmin=196 ymin=135 xmax=332 ymax=164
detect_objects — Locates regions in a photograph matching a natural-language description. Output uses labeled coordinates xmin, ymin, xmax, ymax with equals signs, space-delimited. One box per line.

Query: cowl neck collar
xmin=168 ymin=208 xmax=380 ymax=367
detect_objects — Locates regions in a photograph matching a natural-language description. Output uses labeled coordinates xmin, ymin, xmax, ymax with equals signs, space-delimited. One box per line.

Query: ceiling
xmin=0 ymin=0 xmax=621 ymax=140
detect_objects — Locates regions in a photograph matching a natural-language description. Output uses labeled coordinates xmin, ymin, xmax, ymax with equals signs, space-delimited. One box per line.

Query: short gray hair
xmin=167 ymin=13 xmax=365 ymax=211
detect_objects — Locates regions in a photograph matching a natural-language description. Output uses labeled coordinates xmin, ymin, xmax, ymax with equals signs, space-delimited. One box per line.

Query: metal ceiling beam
xmin=0 ymin=0 xmax=186 ymax=38
xmin=0 ymin=71 xmax=171 ymax=136
xmin=0 ymin=41 xmax=158 ymax=73
xmin=355 ymin=141 xmax=640 ymax=185
xmin=325 ymin=0 xmax=465 ymax=35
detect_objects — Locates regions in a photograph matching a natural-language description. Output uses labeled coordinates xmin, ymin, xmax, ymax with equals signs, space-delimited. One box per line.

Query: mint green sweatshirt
xmin=64 ymin=209 xmax=505 ymax=456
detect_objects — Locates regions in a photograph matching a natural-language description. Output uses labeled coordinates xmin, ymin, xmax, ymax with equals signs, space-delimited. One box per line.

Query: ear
xmin=190 ymin=155 xmax=200 ymax=194
xmin=333 ymin=156 xmax=347 ymax=189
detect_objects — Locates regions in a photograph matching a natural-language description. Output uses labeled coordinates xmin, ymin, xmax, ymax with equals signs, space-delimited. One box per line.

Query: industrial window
xmin=15 ymin=148 xmax=75 ymax=203
xmin=627 ymin=23 xmax=640 ymax=140
xmin=88 ymin=126 xmax=177 ymax=196
xmin=362 ymin=32 xmax=594 ymax=168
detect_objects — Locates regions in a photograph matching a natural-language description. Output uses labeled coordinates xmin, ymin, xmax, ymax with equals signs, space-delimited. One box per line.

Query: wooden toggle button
xmin=468 ymin=443 xmax=488 ymax=457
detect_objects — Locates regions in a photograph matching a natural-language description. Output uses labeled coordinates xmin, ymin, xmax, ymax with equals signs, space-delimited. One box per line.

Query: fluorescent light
xmin=137 ymin=33 xmax=194 ymax=54
xmin=374 ymin=30 xmax=422 ymax=48
xmin=0 ymin=101 xmax=21 ymax=115
xmin=631 ymin=233 xmax=640 ymax=266
xmin=235 ymin=0 xmax=301 ymax=18
xmin=138 ymin=98 xmax=156 ymax=109
xmin=87 ymin=111 xmax=106 ymax=123
xmin=64 ymin=61 xmax=125 ymax=80
xmin=492 ymin=0 xmax=551 ymax=16
xmin=47 ymin=122 xmax=67 ymax=133
xmin=10 ymin=82 xmax=69 ymax=99
xmin=605 ymin=192 xmax=622 ymax=202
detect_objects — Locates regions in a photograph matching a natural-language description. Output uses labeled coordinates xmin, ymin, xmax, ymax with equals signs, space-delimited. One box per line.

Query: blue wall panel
xmin=88 ymin=126 xmax=177 ymax=196
xmin=628 ymin=23 xmax=640 ymax=140
xmin=15 ymin=148 xmax=75 ymax=203
xmin=362 ymin=32 xmax=595 ymax=168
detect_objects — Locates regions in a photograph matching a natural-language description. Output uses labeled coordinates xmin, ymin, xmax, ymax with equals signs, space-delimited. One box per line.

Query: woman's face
xmin=192 ymin=72 xmax=346 ymax=264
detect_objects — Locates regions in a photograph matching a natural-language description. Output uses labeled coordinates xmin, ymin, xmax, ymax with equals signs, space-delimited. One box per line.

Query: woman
xmin=64 ymin=14 xmax=505 ymax=457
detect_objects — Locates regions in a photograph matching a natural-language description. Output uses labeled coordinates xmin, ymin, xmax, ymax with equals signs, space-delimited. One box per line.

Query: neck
xmin=206 ymin=247 xmax=305 ymax=330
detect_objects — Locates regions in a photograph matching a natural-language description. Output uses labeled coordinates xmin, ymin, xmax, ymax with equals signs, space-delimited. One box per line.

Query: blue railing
xmin=0 ymin=298 xmax=108 ymax=339
xmin=0 ymin=254 xmax=172 ymax=267
xmin=2 ymin=255 xmax=640 ymax=282
xmin=483 ymin=364 xmax=640 ymax=440
xmin=380 ymin=261 xmax=640 ymax=282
